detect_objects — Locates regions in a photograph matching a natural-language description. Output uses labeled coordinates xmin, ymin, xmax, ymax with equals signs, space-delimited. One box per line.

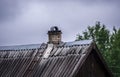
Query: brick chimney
xmin=48 ymin=26 xmax=62 ymax=45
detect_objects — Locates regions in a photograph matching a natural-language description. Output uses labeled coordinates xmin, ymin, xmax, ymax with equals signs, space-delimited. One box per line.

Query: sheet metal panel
xmin=0 ymin=40 xmax=92 ymax=77
xmin=64 ymin=39 xmax=92 ymax=46
xmin=0 ymin=44 xmax=41 ymax=50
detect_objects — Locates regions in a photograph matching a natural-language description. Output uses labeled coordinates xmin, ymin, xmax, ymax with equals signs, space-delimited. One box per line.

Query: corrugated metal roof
xmin=0 ymin=40 xmax=92 ymax=50
xmin=32 ymin=45 xmax=90 ymax=77
xmin=0 ymin=44 xmax=41 ymax=50
xmin=0 ymin=40 xmax=93 ymax=77
xmin=64 ymin=39 xmax=93 ymax=46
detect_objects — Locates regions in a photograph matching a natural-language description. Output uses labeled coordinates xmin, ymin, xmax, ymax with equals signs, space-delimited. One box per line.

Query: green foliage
xmin=110 ymin=28 xmax=120 ymax=77
xmin=76 ymin=22 xmax=120 ymax=77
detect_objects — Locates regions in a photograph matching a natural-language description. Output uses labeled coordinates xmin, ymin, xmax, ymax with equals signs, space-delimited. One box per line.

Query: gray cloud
xmin=0 ymin=0 xmax=20 ymax=22
xmin=0 ymin=0 xmax=120 ymax=46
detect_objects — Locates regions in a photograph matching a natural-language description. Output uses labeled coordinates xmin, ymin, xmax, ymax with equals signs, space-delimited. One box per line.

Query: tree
xmin=110 ymin=28 xmax=120 ymax=77
xmin=76 ymin=22 xmax=120 ymax=77
xmin=76 ymin=22 xmax=110 ymax=55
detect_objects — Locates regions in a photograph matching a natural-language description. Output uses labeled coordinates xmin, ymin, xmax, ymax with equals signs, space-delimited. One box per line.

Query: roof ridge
xmin=0 ymin=43 xmax=42 ymax=50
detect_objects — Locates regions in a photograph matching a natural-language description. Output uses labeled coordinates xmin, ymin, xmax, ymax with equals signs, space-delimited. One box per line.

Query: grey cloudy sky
xmin=0 ymin=0 xmax=120 ymax=46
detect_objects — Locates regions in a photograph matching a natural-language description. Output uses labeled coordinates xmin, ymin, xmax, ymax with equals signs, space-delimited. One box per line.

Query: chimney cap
xmin=50 ymin=26 xmax=59 ymax=31
xmin=48 ymin=26 xmax=62 ymax=34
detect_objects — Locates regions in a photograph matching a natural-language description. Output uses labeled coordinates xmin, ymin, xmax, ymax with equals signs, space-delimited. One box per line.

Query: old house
xmin=0 ymin=26 xmax=113 ymax=77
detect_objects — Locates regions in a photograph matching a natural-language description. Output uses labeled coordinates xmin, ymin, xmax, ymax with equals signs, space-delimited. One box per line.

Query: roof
xmin=0 ymin=44 xmax=41 ymax=50
xmin=0 ymin=40 xmax=112 ymax=77
xmin=0 ymin=40 xmax=92 ymax=50
xmin=64 ymin=39 xmax=93 ymax=46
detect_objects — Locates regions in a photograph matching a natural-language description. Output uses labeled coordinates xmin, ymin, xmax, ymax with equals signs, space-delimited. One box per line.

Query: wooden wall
xmin=76 ymin=50 xmax=111 ymax=77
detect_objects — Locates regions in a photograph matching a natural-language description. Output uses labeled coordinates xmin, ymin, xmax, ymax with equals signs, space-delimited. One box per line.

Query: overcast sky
xmin=0 ymin=0 xmax=120 ymax=46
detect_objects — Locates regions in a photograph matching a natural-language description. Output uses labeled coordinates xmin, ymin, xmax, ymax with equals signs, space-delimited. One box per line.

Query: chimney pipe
xmin=47 ymin=26 xmax=62 ymax=45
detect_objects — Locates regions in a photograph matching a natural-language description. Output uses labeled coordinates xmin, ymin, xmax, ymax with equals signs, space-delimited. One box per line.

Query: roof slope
xmin=0 ymin=40 xmax=112 ymax=77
